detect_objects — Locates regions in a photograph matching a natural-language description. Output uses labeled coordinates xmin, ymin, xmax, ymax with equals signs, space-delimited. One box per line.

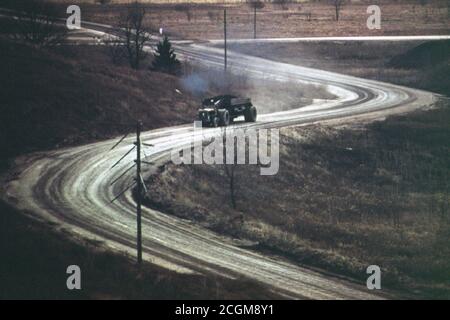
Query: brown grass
xmin=143 ymin=100 xmax=450 ymax=299
xmin=0 ymin=36 xmax=202 ymax=160
xmin=76 ymin=1 xmax=450 ymax=39
xmin=0 ymin=199 xmax=278 ymax=299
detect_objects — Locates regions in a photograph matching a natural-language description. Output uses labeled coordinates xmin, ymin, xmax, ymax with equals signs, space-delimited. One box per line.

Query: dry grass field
xmin=144 ymin=100 xmax=450 ymax=299
xmin=63 ymin=1 xmax=450 ymax=40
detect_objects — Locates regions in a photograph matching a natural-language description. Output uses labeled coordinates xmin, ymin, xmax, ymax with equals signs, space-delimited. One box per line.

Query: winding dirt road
xmin=1 ymin=24 xmax=438 ymax=299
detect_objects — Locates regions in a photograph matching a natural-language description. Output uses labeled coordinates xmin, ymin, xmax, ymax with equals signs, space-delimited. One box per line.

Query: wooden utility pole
xmin=224 ymin=8 xmax=227 ymax=71
xmin=109 ymin=120 xmax=148 ymax=265
xmin=135 ymin=121 xmax=142 ymax=264
xmin=253 ymin=6 xmax=256 ymax=39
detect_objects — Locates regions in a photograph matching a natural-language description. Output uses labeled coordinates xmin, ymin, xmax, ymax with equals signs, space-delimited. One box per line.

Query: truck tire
xmin=211 ymin=116 xmax=219 ymax=127
xmin=219 ymin=110 xmax=230 ymax=126
xmin=244 ymin=106 xmax=257 ymax=122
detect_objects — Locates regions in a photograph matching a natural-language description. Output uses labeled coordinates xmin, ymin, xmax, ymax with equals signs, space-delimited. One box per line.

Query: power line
xmin=110 ymin=163 xmax=136 ymax=186
xmin=110 ymin=181 xmax=136 ymax=204
xmin=109 ymin=132 xmax=129 ymax=151
xmin=108 ymin=120 xmax=153 ymax=265
xmin=110 ymin=145 xmax=136 ymax=170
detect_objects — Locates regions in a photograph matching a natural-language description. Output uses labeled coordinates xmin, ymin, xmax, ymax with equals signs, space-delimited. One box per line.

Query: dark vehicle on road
xmin=197 ymin=95 xmax=257 ymax=127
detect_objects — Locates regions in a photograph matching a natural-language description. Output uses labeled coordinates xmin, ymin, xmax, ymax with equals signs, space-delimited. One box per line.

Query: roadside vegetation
xmin=144 ymin=100 xmax=450 ymax=299
xmin=0 ymin=200 xmax=276 ymax=299
xmin=0 ymin=36 xmax=198 ymax=163
xmin=152 ymin=35 xmax=181 ymax=74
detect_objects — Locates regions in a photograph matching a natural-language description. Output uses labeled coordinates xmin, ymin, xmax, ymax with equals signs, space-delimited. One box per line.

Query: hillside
xmin=144 ymin=100 xmax=450 ymax=299
xmin=388 ymin=40 xmax=450 ymax=69
xmin=0 ymin=38 xmax=199 ymax=162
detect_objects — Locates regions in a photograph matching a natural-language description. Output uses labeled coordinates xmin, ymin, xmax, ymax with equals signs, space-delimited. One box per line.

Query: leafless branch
xmin=120 ymin=1 xmax=151 ymax=70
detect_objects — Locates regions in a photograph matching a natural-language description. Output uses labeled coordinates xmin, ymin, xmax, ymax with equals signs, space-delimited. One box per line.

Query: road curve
xmin=2 ymin=34 xmax=437 ymax=299
xmin=205 ymin=35 xmax=450 ymax=44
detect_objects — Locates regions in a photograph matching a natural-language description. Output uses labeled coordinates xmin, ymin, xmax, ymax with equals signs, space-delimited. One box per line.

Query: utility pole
xmin=135 ymin=121 xmax=142 ymax=264
xmin=253 ymin=5 xmax=256 ymax=39
xmin=109 ymin=120 xmax=152 ymax=265
xmin=224 ymin=8 xmax=227 ymax=72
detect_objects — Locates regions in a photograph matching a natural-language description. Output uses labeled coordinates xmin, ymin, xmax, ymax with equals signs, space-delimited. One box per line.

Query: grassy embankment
xmin=0 ymin=199 xmax=278 ymax=299
xmin=144 ymin=100 xmax=450 ymax=299
xmin=143 ymin=41 xmax=450 ymax=298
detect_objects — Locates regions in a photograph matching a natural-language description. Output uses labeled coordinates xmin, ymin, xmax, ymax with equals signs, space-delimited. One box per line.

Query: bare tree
xmin=248 ymin=0 xmax=265 ymax=39
xmin=11 ymin=0 xmax=67 ymax=47
xmin=120 ymin=1 xmax=151 ymax=70
xmin=332 ymin=0 xmax=344 ymax=21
